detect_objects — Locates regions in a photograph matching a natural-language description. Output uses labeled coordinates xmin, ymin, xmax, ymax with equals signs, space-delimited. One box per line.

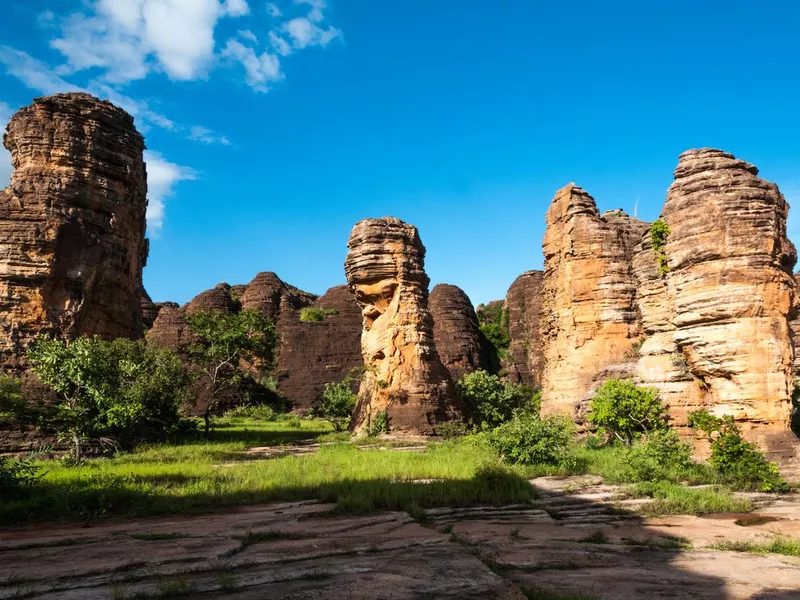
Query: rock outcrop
xmin=539 ymin=185 xmax=649 ymax=416
xmin=186 ymin=283 xmax=238 ymax=314
xmin=429 ymin=284 xmax=489 ymax=381
xmin=241 ymin=272 xmax=316 ymax=319
xmin=0 ymin=93 xmax=148 ymax=368
xmin=345 ymin=217 xmax=462 ymax=434
xmin=647 ymin=149 xmax=797 ymax=455
xmin=276 ymin=285 xmax=363 ymax=411
xmin=504 ymin=271 xmax=544 ymax=386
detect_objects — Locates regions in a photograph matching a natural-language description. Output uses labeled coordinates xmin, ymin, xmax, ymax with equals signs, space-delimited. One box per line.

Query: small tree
xmin=311 ymin=369 xmax=360 ymax=431
xmin=456 ymin=370 xmax=540 ymax=431
xmin=27 ymin=337 xmax=189 ymax=459
xmin=184 ymin=309 xmax=278 ymax=436
xmin=489 ymin=413 xmax=574 ymax=466
xmin=587 ymin=379 xmax=667 ymax=446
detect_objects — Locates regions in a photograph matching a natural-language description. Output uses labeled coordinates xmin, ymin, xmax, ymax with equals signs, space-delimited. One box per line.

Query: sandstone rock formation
xmin=276 ymin=285 xmax=363 ymax=411
xmin=241 ymin=271 xmax=316 ymax=319
xmin=345 ymin=217 xmax=462 ymax=434
xmin=539 ymin=185 xmax=649 ymax=416
xmin=0 ymin=93 xmax=148 ymax=368
xmin=504 ymin=271 xmax=544 ymax=386
xmin=647 ymin=149 xmax=797 ymax=455
xmin=186 ymin=283 xmax=238 ymax=314
xmin=429 ymin=284 xmax=489 ymax=381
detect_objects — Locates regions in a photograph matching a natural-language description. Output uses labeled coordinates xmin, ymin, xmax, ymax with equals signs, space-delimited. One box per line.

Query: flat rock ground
xmin=1 ymin=476 xmax=799 ymax=599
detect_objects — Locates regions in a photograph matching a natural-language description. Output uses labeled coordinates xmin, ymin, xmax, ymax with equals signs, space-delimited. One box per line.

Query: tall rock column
xmin=429 ymin=283 xmax=489 ymax=382
xmin=0 ymin=93 xmax=148 ymax=367
xmin=659 ymin=148 xmax=797 ymax=454
xmin=504 ymin=270 xmax=544 ymax=386
xmin=345 ymin=217 xmax=462 ymax=434
xmin=540 ymin=185 xmax=649 ymax=416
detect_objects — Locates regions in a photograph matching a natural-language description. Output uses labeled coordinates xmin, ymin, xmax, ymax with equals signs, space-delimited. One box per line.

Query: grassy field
xmin=0 ymin=417 xmax=756 ymax=526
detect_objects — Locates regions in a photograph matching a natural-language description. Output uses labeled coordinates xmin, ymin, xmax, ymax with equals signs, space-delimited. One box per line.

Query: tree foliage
xmin=184 ymin=309 xmax=278 ymax=435
xmin=456 ymin=370 xmax=540 ymax=431
xmin=587 ymin=379 xmax=668 ymax=446
xmin=650 ymin=219 xmax=671 ymax=277
xmin=27 ymin=337 xmax=189 ymax=459
xmin=476 ymin=303 xmax=510 ymax=356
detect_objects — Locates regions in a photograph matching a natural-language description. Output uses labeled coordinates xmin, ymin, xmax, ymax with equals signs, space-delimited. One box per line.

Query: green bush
xmin=311 ymin=371 xmax=359 ymax=432
xmin=688 ymin=410 xmax=788 ymax=492
xmin=587 ymin=379 xmax=668 ymax=446
xmin=221 ymin=404 xmax=276 ymax=421
xmin=0 ymin=456 xmax=41 ymax=493
xmin=0 ymin=376 xmax=27 ymax=425
xmin=624 ymin=429 xmax=693 ymax=482
xmin=27 ymin=337 xmax=189 ymax=459
xmin=457 ymin=370 xmax=540 ymax=431
xmin=434 ymin=421 xmax=469 ymax=440
xmin=299 ymin=307 xmax=339 ymax=322
xmin=650 ymin=219 xmax=671 ymax=276
xmin=366 ymin=411 xmax=388 ymax=437
xmin=489 ymin=413 xmax=574 ymax=466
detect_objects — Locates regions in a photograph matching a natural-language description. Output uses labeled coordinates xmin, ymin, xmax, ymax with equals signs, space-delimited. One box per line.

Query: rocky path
xmin=1 ymin=477 xmax=799 ymax=599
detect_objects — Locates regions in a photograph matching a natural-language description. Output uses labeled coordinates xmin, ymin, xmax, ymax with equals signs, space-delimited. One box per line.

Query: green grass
xmin=711 ymin=536 xmax=800 ymax=557
xmin=0 ymin=422 xmax=534 ymax=525
xmin=626 ymin=481 xmax=753 ymax=516
xmin=522 ymin=587 xmax=600 ymax=600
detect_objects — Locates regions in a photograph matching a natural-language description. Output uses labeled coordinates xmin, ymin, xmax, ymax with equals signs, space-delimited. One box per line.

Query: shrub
xmin=457 ymin=370 xmax=540 ymax=431
xmin=366 ymin=411 xmax=388 ymax=437
xmin=434 ymin=421 xmax=469 ymax=440
xmin=688 ymin=410 xmax=788 ymax=492
xmin=0 ymin=456 xmax=41 ymax=493
xmin=27 ymin=337 xmax=189 ymax=459
xmin=311 ymin=371 xmax=360 ymax=432
xmin=0 ymin=376 xmax=27 ymax=425
xmin=299 ymin=307 xmax=339 ymax=322
xmin=489 ymin=413 xmax=574 ymax=466
xmin=650 ymin=219 xmax=671 ymax=276
xmin=624 ymin=429 xmax=693 ymax=482
xmin=221 ymin=404 xmax=276 ymax=421
xmin=587 ymin=379 xmax=667 ymax=446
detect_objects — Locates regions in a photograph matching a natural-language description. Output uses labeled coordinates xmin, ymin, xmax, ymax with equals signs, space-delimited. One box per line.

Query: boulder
xmin=345 ymin=217 xmax=463 ymax=434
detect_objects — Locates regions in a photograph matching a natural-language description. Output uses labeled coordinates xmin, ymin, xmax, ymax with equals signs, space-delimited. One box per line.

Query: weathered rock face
xmin=276 ymin=285 xmax=363 ymax=411
xmin=653 ymin=149 xmax=797 ymax=455
xmin=504 ymin=271 xmax=544 ymax=386
xmin=186 ymin=283 xmax=237 ymax=314
xmin=429 ymin=284 xmax=489 ymax=382
xmin=0 ymin=93 xmax=148 ymax=367
xmin=146 ymin=303 xmax=192 ymax=351
xmin=345 ymin=217 xmax=462 ymax=434
xmin=241 ymin=272 xmax=316 ymax=319
xmin=540 ymin=185 xmax=649 ymax=416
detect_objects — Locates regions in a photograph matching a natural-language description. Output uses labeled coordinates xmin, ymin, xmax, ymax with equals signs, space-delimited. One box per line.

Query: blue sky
xmin=1 ymin=1 xmax=799 ymax=306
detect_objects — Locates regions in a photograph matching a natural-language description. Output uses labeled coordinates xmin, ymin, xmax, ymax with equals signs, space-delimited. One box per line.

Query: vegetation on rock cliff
xmin=299 ymin=307 xmax=339 ymax=322
xmin=476 ymin=303 xmax=510 ymax=359
xmin=650 ymin=218 xmax=671 ymax=276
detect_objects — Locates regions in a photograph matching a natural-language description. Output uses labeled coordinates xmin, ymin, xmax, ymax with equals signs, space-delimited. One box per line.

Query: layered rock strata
xmin=504 ymin=271 xmax=544 ymax=386
xmin=539 ymin=185 xmax=649 ymax=416
xmin=345 ymin=217 xmax=462 ymax=434
xmin=429 ymin=284 xmax=489 ymax=381
xmin=241 ymin=271 xmax=316 ymax=319
xmin=0 ymin=93 xmax=148 ymax=367
xmin=276 ymin=285 xmax=363 ymax=411
xmin=649 ymin=149 xmax=797 ymax=454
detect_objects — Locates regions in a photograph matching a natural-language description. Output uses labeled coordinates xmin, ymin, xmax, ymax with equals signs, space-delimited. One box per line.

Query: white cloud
xmin=239 ymin=29 xmax=259 ymax=43
xmin=269 ymin=31 xmax=292 ymax=56
xmin=144 ymin=150 xmax=198 ymax=234
xmin=223 ymin=0 xmax=250 ymax=17
xmin=0 ymin=101 xmax=13 ymax=187
xmin=189 ymin=126 xmax=231 ymax=145
xmin=282 ymin=0 xmax=340 ymax=51
xmin=0 ymin=46 xmax=83 ymax=95
xmin=222 ymin=39 xmax=282 ymax=92
xmin=266 ymin=2 xmax=282 ymax=17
